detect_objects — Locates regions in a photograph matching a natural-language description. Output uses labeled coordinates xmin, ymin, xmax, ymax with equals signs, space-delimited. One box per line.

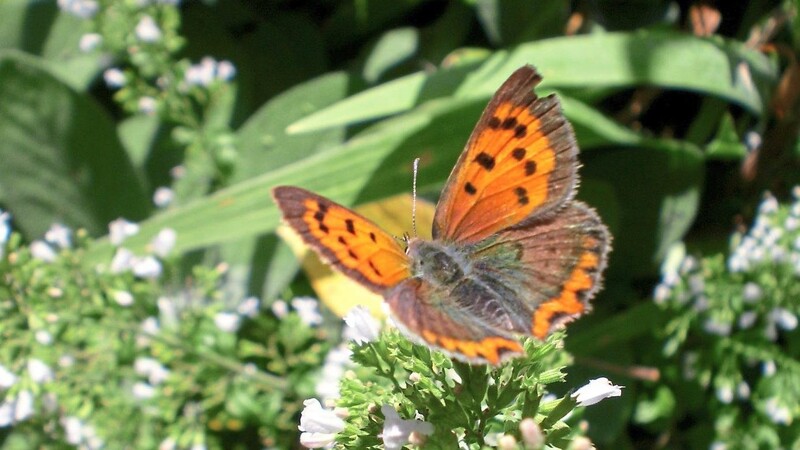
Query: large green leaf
xmin=288 ymin=31 xmax=774 ymax=133
xmin=0 ymin=51 xmax=149 ymax=238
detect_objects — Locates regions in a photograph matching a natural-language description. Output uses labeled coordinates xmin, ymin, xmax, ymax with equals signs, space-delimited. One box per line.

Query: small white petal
xmin=45 ymin=223 xmax=71 ymax=249
xmin=62 ymin=416 xmax=83 ymax=444
xmin=132 ymin=381 xmax=156 ymax=399
xmin=216 ymin=60 xmax=236 ymax=81
xmin=79 ymin=33 xmax=102 ymax=52
xmin=132 ymin=256 xmax=162 ymax=279
xmin=343 ymin=306 xmax=380 ymax=344
xmin=742 ymin=282 xmax=762 ymax=303
xmin=109 ymin=218 xmax=139 ymax=245
xmin=214 ymin=312 xmax=241 ymax=333
xmin=150 ymin=228 xmax=176 ymax=257
xmin=58 ymin=0 xmax=98 ymax=19
xmin=30 ymin=240 xmax=57 ymax=262
xmin=299 ymin=399 xmax=346 ymax=434
xmin=763 ymin=360 xmax=777 ymax=376
xmin=299 ymin=432 xmax=337 ymax=448
xmin=113 ymin=290 xmax=134 ymax=307
xmin=35 ymin=330 xmax=53 ymax=345
xmin=103 ymin=68 xmax=126 ymax=88
xmin=572 ymin=377 xmax=624 ymax=407
xmin=271 ymin=300 xmax=288 ymax=318
xmin=13 ymin=390 xmax=34 ymax=422
xmin=138 ymin=96 xmax=157 ymax=115
xmin=292 ymin=297 xmax=323 ymax=326
xmin=135 ymin=16 xmax=162 ymax=42
xmin=380 ymin=405 xmax=434 ymax=450
xmin=237 ymin=296 xmax=260 ymax=318
xmin=0 ymin=401 xmax=12 ymax=427
xmin=153 ymin=187 xmax=174 ymax=208
xmin=110 ymin=247 xmax=135 ymax=273
xmin=28 ymin=359 xmax=54 ymax=384
xmin=0 ymin=365 xmax=17 ymax=389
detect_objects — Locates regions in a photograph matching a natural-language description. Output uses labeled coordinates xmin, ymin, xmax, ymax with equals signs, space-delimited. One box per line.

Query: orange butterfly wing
xmin=272 ymin=186 xmax=411 ymax=292
xmin=433 ymin=65 xmax=579 ymax=243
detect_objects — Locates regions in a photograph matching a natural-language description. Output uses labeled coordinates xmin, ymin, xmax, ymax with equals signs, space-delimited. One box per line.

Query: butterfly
xmin=273 ymin=65 xmax=611 ymax=365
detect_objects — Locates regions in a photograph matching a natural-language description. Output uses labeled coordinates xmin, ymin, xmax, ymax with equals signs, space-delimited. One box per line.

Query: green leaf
xmin=363 ymin=27 xmax=419 ymax=83
xmin=705 ymin=112 xmax=748 ymax=160
xmin=0 ymin=51 xmax=150 ymax=238
xmin=288 ymin=31 xmax=774 ymax=134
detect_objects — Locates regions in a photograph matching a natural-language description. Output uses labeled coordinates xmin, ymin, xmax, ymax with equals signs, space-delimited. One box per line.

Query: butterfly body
xmin=273 ymin=65 xmax=611 ymax=365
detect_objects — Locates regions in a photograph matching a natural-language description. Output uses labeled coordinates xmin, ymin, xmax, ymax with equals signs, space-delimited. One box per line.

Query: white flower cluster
xmin=184 ymin=57 xmax=236 ymax=88
xmin=107 ymin=218 xmax=177 ymax=279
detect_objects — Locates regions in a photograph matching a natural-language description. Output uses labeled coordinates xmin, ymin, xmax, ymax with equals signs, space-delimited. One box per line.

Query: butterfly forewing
xmin=433 ymin=65 xmax=579 ymax=244
xmin=272 ymin=186 xmax=411 ymax=293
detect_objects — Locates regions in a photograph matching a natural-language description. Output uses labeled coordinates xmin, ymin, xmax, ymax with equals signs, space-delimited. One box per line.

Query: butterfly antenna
xmin=411 ymin=157 xmax=420 ymax=237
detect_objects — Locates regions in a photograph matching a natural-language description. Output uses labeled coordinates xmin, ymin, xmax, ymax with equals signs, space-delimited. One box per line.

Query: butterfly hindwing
xmin=272 ymin=186 xmax=411 ymax=293
xmin=470 ymin=201 xmax=611 ymax=339
xmin=433 ymin=65 xmax=579 ymax=244
xmin=385 ymin=278 xmax=524 ymax=365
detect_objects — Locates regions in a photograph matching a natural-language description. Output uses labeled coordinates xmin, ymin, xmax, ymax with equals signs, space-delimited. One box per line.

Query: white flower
xmin=237 ymin=296 xmax=260 ymax=318
xmin=763 ymin=360 xmax=777 ymax=376
xmin=292 ymin=297 xmax=323 ymax=326
xmin=57 ymin=0 xmax=98 ymax=19
xmin=185 ymin=57 xmax=216 ymax=87
xmin=298 ymin=398 xmax=345 ymax=448
xmin=0 ymin=210 xmax=10 ymax=243
xmin=138 ymin=96 xmax=157 ymax=115
xmin=703 ymin=318 xmax=732 ymax=336
xmin=764 ymin=397 xmax=792 ymax=424
xmin=134 ymin=357 xmax=170 ymax=385
xmin=315 ymin=345 xmax=352 ymax=401
xmin=519 ymin=418 xmax=543 ymax=448
xmin=380 ymin=404 xmax=434 ymax=450
xmin=150 ymin=228 xmax=176 ymax=257
xmin=216 ymin=60 xmax=236 ymax=81
xmin=141 ymin=317 xmax=160 ymax=336
xmin=132 ymin=256 xmax=162 ymax=279
xmin=742 ymin=282 xmax=762 ymax=303
xmin=27 ymin=359 xmax=54 ymax=384
xmin=445 ymin=368 xmax=462 ymax=385
xmin=737 ymin=381 xmax=751 ymax=399
xmin=34 ymin=330 xmax=53 ymax=346
xmin=133 ymin=381 xmax=156 ymax=400
xmin=653 ymin=283 xmax=671 ymax=304
xmin=159 ymin=437 xmax=177 ymax=450
xmin=271 ymin=300 xmax=288 ymax=318
xmin=110 ymin=248 xmax=135 ymax=273
xmin=135 ymin=16 xmax=162 ymax=42
xmin=103 ymin=68 xmax=126 ymax=88
xmin=63 ymin=416 xmax=84 ymax=444
xmin=771 ymin=308 xmax=798 ymax=330
xmin=79 ymin=33 xmax=102 ymax=52
xmin=715 ymin=383 xmax=734 ymax=404
xmin=31 ymin=240 xmax=57 ymax=262
xmin=214 ymin=312 xmax=241 ymax=333
xmin=572 ymin=377 xmax=624 ymax=407
xmin=15 ymin=390 xmax=34 ymax=422
xmin=738 ymin=311 xmax=757 ymax=329
xmin=570 ymin=436 xmax=596 ymax=450
xmin=45 ymin=223 xmax=71 ymax=249
xmin=343 ymin=306 xmax=380 ymax=344
xmin=113 ymin=290 xmax=134 ymax=307
xmin=0 ymin=365 xmax=17 ymax=389
xmin=109 ymin=218 xmax=139 ymax=245
xmin=153 ymin=187 xmax=174 ymax=208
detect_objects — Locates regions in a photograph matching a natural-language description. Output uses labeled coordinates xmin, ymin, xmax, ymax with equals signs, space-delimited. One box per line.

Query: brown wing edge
xmin=529 ymin=200 xmax=612 ymax=339
xmin=271 ymin=186 xmax=407 ymax=293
